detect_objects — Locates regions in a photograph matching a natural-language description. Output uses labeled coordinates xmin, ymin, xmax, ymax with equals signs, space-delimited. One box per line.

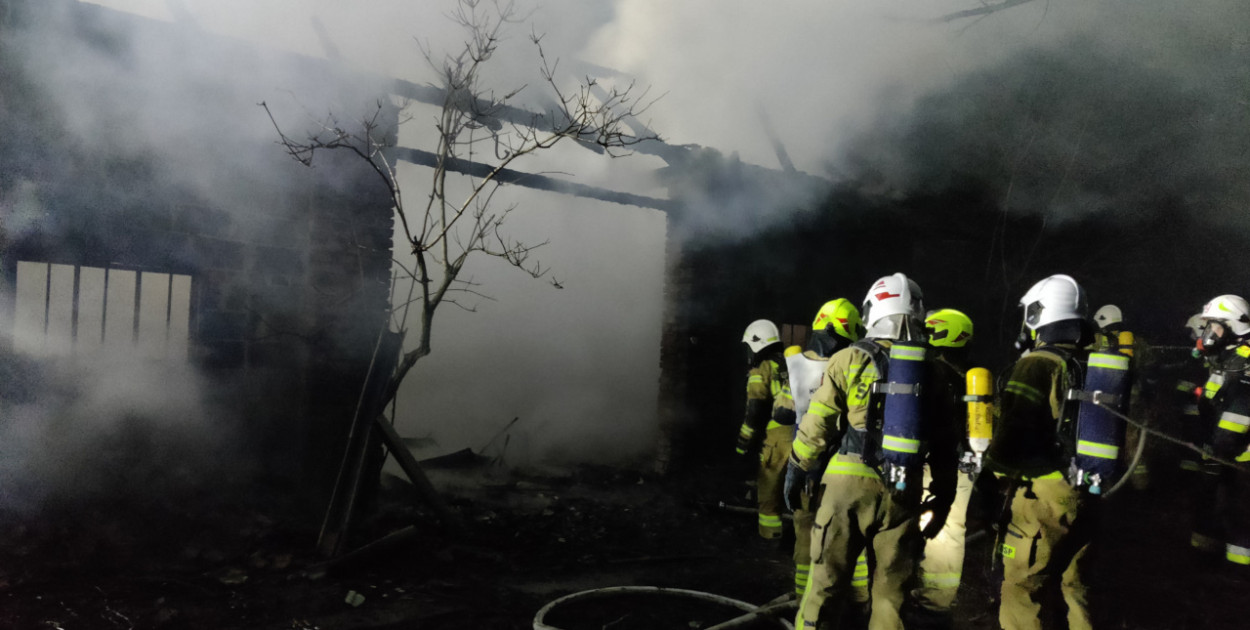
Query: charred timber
xmin=392 ymin=147 xmax=678 ymax=212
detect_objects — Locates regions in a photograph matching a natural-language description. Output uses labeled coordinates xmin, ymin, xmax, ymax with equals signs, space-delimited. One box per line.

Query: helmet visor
xmin=1024 ymin=301 xmax=1045 ymax=328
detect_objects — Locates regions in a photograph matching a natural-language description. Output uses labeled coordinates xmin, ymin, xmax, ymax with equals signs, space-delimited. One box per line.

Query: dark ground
xmin=1 ymin=452 xmax=1247 ymax=630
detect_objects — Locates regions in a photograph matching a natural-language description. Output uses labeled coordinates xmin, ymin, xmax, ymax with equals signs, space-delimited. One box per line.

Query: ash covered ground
xmin=1 ymin=450 xmax=1246 ymax=630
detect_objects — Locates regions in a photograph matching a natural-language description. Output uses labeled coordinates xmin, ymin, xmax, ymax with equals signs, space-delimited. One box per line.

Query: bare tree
xmin=262 ymin=0 xmax=659 ymax=554
xmin=264 ymin=0 xmax=658 ymax=406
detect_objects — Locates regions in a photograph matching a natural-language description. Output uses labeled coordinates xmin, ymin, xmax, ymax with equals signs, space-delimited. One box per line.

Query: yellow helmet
xmin=811 ymin=298 xmax=864 ymax=342
xmin=925 ymin=308 xmax=974 ymax=348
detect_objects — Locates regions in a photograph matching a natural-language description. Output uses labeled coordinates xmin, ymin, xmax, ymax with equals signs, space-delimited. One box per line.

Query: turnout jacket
xmin=736 ymin=357 xmax=796 ymax=455
xmin=986 ymin=342 xmax=1082 ymax=479
xmin=789 ymin=340 xmax=958 ymax=499
xmin=931 ymin=352 xmax=972 ymax=469
xmin=1201 ymin=342 xmax=1250 ymax=462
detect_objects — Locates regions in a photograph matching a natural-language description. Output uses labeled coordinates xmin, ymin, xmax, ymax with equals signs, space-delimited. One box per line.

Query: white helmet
xmin=1093 ymin=304 xmax=1122 ymax=329
xmin=742 ymin=319 xmax=782 ymax=353
xmin=1199 ymin=295 xmax=1250 ymax=337
xmin=862 ymin=272 xmax=924 ymax=338
xmin=1020 ymin=274 xmax=1087 ymax=330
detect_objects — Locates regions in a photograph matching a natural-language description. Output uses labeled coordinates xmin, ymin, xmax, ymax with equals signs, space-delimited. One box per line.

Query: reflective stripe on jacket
xmin=738 ymin=359 xmax=796 ymax=452
xmin=986 ymin=343 xmax=1080 ymax=479
xmin=790 ymin=343 xmax=887 ymax=470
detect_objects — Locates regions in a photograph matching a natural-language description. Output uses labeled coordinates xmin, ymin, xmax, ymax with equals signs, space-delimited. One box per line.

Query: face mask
xmin=1196 ymin=321 xmax=1229 ymax=357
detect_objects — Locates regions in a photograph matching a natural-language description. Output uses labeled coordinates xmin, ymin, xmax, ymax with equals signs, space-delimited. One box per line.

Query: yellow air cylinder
xmin=1118 ymin=330 xmax=1135 ymax=357
xmin=966 ymin=367 xmax=994 ymax=454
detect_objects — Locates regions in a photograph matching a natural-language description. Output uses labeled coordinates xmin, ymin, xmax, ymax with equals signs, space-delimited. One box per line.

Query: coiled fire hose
xmin=533 ymin=586 xmax=794 ymax=630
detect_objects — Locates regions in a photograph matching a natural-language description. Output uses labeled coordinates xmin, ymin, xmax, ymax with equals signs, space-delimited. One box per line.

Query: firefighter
xmin=1176 ymin=314 xmax=1212 ymax=493
xmin=1091 ymin=304 xmax=1125 ymax=352
xmin=784 ymin=299 xmax=869 ymax=602
xmin=736 ymin=319 xmax=797 ymax=539
xmin=910 ymin=308 xmax=977 ymax=629
xmin=986 ymin=274 xmax=1106 ymax=630
xmin=790 ymin=273 xmax=957 ymax=630
xmin=1188 ymin=295 xmax=1250 ymax=566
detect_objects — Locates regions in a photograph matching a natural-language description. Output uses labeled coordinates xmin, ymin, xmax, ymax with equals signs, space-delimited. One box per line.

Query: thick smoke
xmin=0 ymin=352 xmax=220 ymax=516
xmin=839 ymin=2 xmax=1250 ymax=229
xmin=585 ymin=0 xmax=1250 ymax=236
xmin=0 ymin=0 xmax=394 ymax=510
xmin=2 ymin=0 xmax=668 ymax=485
xmin=12 ymin=0 xmax=1243 ymax=485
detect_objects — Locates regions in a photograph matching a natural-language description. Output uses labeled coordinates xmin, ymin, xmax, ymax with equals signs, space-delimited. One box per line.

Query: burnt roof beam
xmin=392 ymin=146 xmax=677 ymax=212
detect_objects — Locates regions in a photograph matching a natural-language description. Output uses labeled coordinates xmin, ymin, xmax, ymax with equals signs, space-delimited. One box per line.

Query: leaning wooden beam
xmin=373 ymin=413 xmax=465 ymax=529
xmin=311 ymin=525 xmax=419 ymax=576
xmin=393 ymin=146 xmax=679 ymax=212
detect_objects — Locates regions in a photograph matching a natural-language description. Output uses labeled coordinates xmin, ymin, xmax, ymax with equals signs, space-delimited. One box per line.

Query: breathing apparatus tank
xmin=1117 ymin=331 xmax=1135 ymax=357
xmin=786 ymin=347 xmax=826 ymax=422
xmin=963 ymin=367 xmax=994 ymax=475
xmin=1066 ymin=351 xmax=1132 ymax=494
xmin=874 ymin=341 xmax=928 ymax=490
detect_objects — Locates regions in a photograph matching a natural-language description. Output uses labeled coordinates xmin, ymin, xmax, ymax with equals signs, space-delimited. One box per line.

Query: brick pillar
xmin=654 ymin=215 xmax=691 ymax=476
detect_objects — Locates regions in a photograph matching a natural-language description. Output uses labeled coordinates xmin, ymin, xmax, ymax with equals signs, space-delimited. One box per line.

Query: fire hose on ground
xmin=532 ymin=587 xmax=795 ymax=630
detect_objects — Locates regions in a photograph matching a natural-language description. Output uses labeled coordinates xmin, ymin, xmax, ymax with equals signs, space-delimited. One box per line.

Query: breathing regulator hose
xmin=1093 ymin=399 xmax=1250 ymax=498
xmin=1102 ymin=419 xmax=1149 ymax=498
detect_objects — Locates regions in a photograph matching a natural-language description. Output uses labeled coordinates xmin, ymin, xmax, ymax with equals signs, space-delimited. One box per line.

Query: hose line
xmin=533 ymin=586 xmax=793 ymax=630
xmin=1102 ymin=414 xmax=1148 ymax=498
xmin=1093 ymin=400 xmax=1247 ymax=473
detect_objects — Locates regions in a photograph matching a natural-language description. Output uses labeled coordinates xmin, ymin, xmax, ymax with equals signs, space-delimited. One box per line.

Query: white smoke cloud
xmin=31 ymin=0 xmax=1248 ymax=478
xmin=0 ymin=353 xmax=218 ymax=514
xmin=35 ymin=0 xmax=670 ymax=471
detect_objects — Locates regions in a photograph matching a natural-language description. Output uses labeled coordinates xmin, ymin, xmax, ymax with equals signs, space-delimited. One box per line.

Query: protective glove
xmin=804 ymin=465 xmax=823 ymax=498
xmin=919 ymin=497 xmax=951 ymax=540
xmin=784 ymin=462 xmax=802 ymax=512
xmin=735 ymin=432 xmax=752 ymax=456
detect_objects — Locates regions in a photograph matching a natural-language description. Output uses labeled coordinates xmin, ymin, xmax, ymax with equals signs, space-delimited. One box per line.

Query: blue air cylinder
xmin=1072 ymin=352 xmax=1131 ymax=493
xmin=880 ymin=342 xmax=928 ymax=488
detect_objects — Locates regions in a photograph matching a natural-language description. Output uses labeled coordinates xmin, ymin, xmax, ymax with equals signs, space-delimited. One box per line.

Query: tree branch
xmin=936 ymin=0 xmax=1040 ymax=23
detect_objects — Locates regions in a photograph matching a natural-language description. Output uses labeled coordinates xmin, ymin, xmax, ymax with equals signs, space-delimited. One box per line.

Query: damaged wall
xmin=0 ymin=0 xmax=395 ymax=507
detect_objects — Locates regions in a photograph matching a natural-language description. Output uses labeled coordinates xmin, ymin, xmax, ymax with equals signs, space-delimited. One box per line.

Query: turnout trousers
xmin=795 ymin=489 xmax=870 ymax=600
xmin=1189 ymin=462 xmax=1226 ymax=554
xmin=915 ymin=467 xmax=975 ymax=611
xmin=758 ymin=425 xmax=794 ymax=538
xmin=1223 ymin=464 xmax=1250 ymax=565
xmin=998 ymin=476 xmax=1094 ymax=630
xmin=798 ymin=455 xmax=921 ymax=630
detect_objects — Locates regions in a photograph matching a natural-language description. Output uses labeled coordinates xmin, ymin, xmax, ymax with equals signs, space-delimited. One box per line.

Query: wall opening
xmin=13 ymin=261 xmax=193 ymax=361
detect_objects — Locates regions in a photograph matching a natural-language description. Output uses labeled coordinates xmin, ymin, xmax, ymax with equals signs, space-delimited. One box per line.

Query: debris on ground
xmin=0 ymin=458 xmax=1246 ymax=629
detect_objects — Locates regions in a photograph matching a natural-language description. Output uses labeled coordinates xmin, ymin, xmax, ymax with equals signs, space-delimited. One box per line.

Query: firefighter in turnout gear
xmin=1091 ymin=304 xmax=1127 ymax=353
xmin=911 ymin=309 xmax=979 ymax=627
xmin=1188 ymin=295 xmax=1250 ymax=566
xmin=791 ymin=273 xmax=958 ymax=630
xmin=986 ymin=274 xmax=1112 ymax=630
xmin=784 ymin=299 xmax=868 ymax=601
xmin=1176 ymin=314 xmax=1213 ymax=498
xmin=737 ymin=319 xmax=797 ymax=539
